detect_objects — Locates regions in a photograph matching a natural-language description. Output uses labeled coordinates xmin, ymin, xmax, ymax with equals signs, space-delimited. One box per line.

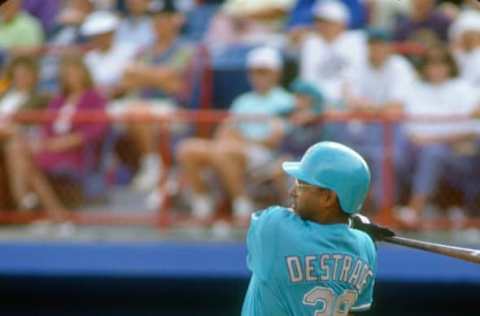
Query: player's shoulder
xmin=251 ymin=205 xmax=296 ymax=223
xmin=248 ymin=206 xmax=297 ymax=242
xmin=348 ymin=227 xmax=377 ymax=263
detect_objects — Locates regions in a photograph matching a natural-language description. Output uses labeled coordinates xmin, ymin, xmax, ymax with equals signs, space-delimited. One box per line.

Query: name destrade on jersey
xmin=286 ymin=254 xmax=374 ymax=292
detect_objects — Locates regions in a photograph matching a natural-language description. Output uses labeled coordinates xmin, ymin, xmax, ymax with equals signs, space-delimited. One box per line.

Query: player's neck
xmin=309 ymin=209 xmax=349 ymax=225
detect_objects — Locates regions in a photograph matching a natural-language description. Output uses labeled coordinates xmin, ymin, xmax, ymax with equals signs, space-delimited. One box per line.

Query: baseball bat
xmin=382 ymin=235 xmax=480 ymax=264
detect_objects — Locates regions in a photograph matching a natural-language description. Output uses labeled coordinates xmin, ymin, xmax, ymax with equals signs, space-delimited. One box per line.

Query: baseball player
xmin=242 ymin=141 xmax=393 ymax=315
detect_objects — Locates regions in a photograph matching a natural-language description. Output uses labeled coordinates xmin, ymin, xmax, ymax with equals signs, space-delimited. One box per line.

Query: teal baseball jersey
xmin=241 ymin=206 xmax=377 ymax=316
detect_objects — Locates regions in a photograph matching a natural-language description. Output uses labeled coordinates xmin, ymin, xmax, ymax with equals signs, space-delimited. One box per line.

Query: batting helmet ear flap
xmin=282 ymin=142 xmax=371 ymax=214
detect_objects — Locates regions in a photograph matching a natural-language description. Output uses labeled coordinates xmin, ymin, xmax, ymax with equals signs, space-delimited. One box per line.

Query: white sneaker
xmin=211 ymin=220 xmax=233 ymax=240
xmin=395 ymin=206 xmax=420 ymax=226
xmin=28 ymin=220 xmax=53 ymax=237
xmin=20 ymin=193 xmax=39 ymax=210
xmin=233 ymin=196 xmax=254 ymax=222
xmin=54 ymin=222 xmax=76 ymax=239
xmin=146 ymin=189 xmax=166 ymax=211
xmin=191 ymin=194 xmax=214 ymax=220
xmin=447 ymin=207 xmax=466 ymax=229
xmin=132 ymin=155 xmax=163 ymax=192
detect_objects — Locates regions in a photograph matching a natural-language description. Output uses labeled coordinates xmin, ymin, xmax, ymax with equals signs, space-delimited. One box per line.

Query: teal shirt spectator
xmin=282 ymin=79 xmax=325 ymax=158
xmin=137 ymin=39 xmax=195 ymax=103
xmin=242 ymin=206 xmax=376 ymax=316
xmin=230 ymin=87 xmax=294 ymax=142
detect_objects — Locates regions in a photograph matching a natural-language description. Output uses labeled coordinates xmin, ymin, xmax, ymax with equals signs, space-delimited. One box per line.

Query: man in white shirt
xmin=300 ymin=0 xmax=367 ymax=108
xmin=81 ymin=11 xmax=138 ymax=97
xmin=347 ymin=29 xmax=417 ymax=111
xmin=331 ymin=29 xmax=417 ymax=210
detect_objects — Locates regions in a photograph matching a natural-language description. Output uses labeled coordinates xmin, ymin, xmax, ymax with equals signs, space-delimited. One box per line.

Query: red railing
xmin=0 ymin=109 xmax=478 ymax=230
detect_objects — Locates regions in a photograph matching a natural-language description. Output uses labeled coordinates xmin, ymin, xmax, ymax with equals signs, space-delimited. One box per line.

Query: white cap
xmin=246 ymin=47 xmax=282 ymax=70
xmin=222 ymin=0 xmax=294 ymax=17
xmin=312 ymin=0 xmax=349 ymax=24
xmin=449 ymin=10 xmax=480 ymax=39
xmin=81 ymin=11 xmax=120 ymax=37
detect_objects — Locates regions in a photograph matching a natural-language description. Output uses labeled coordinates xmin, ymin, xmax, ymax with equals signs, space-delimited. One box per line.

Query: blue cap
xmin=283 ymin=142 xmax=371 ymax=214
xmin=290 ymin=79 xmax=324 ymax=114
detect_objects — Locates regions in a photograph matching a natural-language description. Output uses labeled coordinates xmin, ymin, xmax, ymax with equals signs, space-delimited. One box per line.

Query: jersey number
xmin=303 ymin=286 xmax=358 ymax=316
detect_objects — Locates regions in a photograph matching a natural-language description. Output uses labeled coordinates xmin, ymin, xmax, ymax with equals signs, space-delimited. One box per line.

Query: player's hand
xmin=351 ymin=214 xmax=395 ymax=241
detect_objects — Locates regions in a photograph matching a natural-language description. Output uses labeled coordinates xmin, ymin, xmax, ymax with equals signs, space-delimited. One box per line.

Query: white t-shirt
xmin=456 ymin=48 xmax=480 ymax=87
xmin=405 ymin=79 xmax=480 ymax=138
xmin=349 ymin=54 xmax=417 ymax=105
xmin=114 ymin=17 xmax=155 ymax=52
xmin=0 ymin=90 xmax=28 ymax=116
xmin=300 ymin=31 xmax=367 ymax=106
xmin=84 ymin=43 xmax=138 ymax=90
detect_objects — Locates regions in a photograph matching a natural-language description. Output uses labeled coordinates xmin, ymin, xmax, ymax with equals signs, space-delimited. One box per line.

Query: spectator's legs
xmin=211 ymin=142 xmax=254 ymax=222
xmin=5 ymin=138 xmax=67 ymax=221
xmin=5 ymin=139 xmax=32 ymax=207
xmin=410 ymin=143 xmax=451 ymax=208
xmin=177 ymin=138 xmax=213 ymax=194
xmin=176 ymin=138 xmax=216 ymax=220
xmin=129 ymin=123 xmax=163 ymax=191
xmin=398 ymin=143 xmax=451 ymax=225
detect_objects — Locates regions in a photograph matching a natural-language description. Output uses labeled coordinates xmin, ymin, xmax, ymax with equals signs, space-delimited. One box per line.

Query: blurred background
xmin=0 ymin=0 xmax=479 ymax=315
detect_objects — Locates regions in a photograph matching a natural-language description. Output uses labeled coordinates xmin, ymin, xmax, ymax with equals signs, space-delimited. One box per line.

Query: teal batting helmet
xmin=282 ymin=141 xmax=371 ymax=214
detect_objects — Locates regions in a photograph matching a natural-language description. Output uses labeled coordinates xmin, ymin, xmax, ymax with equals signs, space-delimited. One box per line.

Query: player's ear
xmin=324 ymin=190 xmax=337 ymax=207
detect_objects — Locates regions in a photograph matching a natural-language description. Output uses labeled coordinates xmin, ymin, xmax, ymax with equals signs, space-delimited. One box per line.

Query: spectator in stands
xmin=287 ymin=0 xmax=367 ymax=32
xmin=50 ymin=0 xmax=95 ymax=46
xmin=182 ymin=0 xmax=219 ymax=42
xmin=121 ymin=0 xmax=193 ymax=102
xmin=365 ymin=0 xmax=410 ymax=33
xmin=81 ymin=11 xmax=138 ymax=97
xmin=0 ymin=56 xmax=49 ymax=214
xmin=118 ymin=0 xmax=195 ymax=192
xmin=347 ymin=29 xmax=417 ymax=112
xmin=115 ymin=0 xmax=155 ymax=51
xmin=4 ymin=54 xmax=107 ymax=221
xmin=253 ymin=79 xmax=324 ymax=205
xmin=0 ymin=56 xmax=49 ymax=118
xmin=449 ymin=4 xmax=480 ymax=86
xmin=299 ymin=0 xmax=367 ymax=107
xmin=0 ymin=0 xmax=44 ymax=52
xmin=393 ymin=0 xmax=452 ymax=44
xmin=176 ymin=47 xmax=293 ymax=226
xmin=336 ymin=29 xmax=417 ymax=211
xmin=205 ymin=0 xmax=295 ymax=49
xmin=396 ymin=46 xmax=480 ymax=227
xmin=281 ymin=79 xmax=324 ymax=159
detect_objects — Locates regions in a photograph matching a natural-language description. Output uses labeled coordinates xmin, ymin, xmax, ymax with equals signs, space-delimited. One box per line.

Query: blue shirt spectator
xmin=114 ymin=0 xmax=155 ymax=51
xmin=231 ymin=87 xmax=294 ymax=141
xmin=287 ymin=0 xmax=367 ymax=30
xmin=393 ymin=0 xmax=452 ymax=43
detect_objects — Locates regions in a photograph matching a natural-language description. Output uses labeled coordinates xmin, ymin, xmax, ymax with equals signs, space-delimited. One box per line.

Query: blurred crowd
xmin=1 ymin=0 xmax=480 ymax=231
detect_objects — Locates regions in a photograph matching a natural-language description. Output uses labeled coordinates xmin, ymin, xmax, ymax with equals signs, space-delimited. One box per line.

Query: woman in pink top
xmin=5 ymin=54 xmax=107 ymax=221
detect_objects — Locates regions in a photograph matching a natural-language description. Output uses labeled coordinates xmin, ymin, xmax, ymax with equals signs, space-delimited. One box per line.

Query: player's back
xmin=242 ymin=206 xmax=376 ymax=316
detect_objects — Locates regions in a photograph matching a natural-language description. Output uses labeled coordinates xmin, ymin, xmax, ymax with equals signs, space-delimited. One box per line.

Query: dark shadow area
xmin=0 ymin=276 xmax=478 ymax=315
